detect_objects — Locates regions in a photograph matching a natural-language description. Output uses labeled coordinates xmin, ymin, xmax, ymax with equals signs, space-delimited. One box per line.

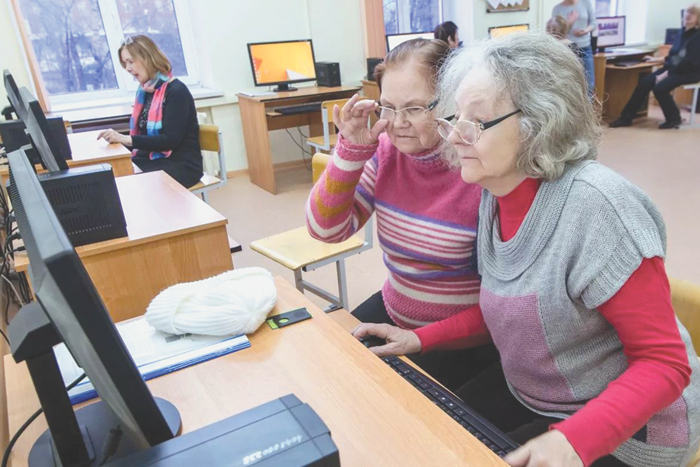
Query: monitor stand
xmin=9 ymin=302 xmax=182 ymax=467
xmin=273 ymin=83 xmax=298 ymax=92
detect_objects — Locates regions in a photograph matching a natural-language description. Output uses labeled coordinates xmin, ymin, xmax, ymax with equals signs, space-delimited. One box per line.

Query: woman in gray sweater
xmin=552 ymin=0 xmax=597 ymax=95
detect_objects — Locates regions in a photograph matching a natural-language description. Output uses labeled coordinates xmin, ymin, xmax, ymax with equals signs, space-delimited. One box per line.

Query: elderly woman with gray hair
xmin=353 ymin=33 xmax=700 ymax=467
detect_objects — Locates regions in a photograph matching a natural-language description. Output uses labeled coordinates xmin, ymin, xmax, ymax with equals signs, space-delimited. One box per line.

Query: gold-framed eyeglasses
xmin=436 ymin=109 xmax=521 ymax=145
xmin=374 ymin=100 xmax=438 ymax=122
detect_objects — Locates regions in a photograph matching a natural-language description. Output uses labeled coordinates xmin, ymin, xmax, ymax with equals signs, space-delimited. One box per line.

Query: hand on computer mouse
xmin=351 ymin=323 xmax=421 ymax=357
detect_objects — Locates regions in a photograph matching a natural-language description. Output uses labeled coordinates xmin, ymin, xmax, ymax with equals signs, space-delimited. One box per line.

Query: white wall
xmin=646 ymin=0 xmax=686 ymax=45
xmin=0 ymin=0 xmax=31 ymax=91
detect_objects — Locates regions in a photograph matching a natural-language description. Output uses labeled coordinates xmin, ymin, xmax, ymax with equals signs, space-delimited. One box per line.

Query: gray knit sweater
xmin=552 ymin=0 xmax=596 ymax=48
xmin=477 ymin=161 xmax=700 ymax=467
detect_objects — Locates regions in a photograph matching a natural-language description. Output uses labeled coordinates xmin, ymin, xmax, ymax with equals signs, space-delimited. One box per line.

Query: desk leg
xmin=239 ymin=98 xmax=276 ymax=195
xmin=594 ymin=54 xmax=606 ymax=113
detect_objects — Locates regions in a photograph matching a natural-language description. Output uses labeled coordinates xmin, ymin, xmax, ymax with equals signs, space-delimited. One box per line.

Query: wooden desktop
xmin=0 ymin=130 xmax=134 ymax=187
xmin=237 ymin=86 xmax=360 ymax=195
xmin=13 ymin=171 xmax=233 ymax=323
xmin=594 ymin=48 xmax=657 ymax=120
xmin=4 ymin=276 xmax=505 ymax=466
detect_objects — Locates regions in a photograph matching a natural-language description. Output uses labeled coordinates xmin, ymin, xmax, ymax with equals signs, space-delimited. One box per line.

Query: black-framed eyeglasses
xmin=436 ymin=109 xmax=521 ymax=145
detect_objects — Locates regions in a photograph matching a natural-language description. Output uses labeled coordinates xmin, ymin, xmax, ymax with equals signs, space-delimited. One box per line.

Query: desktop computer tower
xmin=315 ymin=62 xmax=341 ymax=87
xmin=37 ymin=164 xmax=127 ymax=247
xmin=366 ymin=58 xmax=383 ymax=81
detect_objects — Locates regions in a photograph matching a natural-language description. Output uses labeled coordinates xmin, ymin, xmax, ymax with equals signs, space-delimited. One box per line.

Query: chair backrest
xmin=312 ymin=152 xmax=331 ymax=184
xmin=321 ymin=99 xmax=350 ymax=127
xmin=199 ymin=124 xmax=220 ymax=152
xmin=670 ymin=277 xmax=700 ymax=354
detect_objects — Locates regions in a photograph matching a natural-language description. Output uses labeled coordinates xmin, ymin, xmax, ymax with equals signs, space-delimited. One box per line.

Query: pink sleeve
xmin=306 ymin=135 xmax=379 ymax=243
xmin=413 ymin=304 xmax=491 ymax=353
xmin=552 ymin=257 xmax=691 ymax=466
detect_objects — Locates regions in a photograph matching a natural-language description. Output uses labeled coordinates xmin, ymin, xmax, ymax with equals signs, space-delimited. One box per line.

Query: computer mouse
xmin=359 ymin=336 xmax=386 ymax=348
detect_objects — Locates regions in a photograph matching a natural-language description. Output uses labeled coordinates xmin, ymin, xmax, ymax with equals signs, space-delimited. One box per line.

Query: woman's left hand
xmin=572 ymin=29 xmax=588 ymax=37
xmin=97 ymin=129 xmax=131 ymax=146
xmin=656 ymin=71 xmax=669 ymax=83
xmin=504 ymin=430 xmax=583 ymax=467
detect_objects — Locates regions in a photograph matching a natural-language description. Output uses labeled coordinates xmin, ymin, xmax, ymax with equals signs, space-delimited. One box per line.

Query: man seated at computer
xmin=434 ymin=21 xmax=461 ymax=48
xmin=611 ymin=5 xmax=700 ymax=129
xmin=97 ymin=35 xmax=203 ymax=188
xmin=354 ymin=33 xmax=700 ymax=467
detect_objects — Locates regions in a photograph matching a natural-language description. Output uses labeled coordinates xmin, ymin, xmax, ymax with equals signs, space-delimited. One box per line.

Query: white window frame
xmin=19 ymin=0 xmax=202 ymax=108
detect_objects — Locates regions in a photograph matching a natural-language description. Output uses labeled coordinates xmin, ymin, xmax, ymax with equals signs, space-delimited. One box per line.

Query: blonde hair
xmin=546 ymin=15 xmax=570 ymax=39
xmin=118 ymin=35 xmax=172 ymax=78
xmin=687 ymin=4 xmax=700 ymax=22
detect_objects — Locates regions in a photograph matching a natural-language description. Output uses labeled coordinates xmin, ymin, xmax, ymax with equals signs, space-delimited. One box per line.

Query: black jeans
xmin=456 ymin=362 xmax=629 ymax=467
xmin=352 ymin=291 xmax=500 ymax=392
xmin=621 ymin=68 xmax=700 ymax=123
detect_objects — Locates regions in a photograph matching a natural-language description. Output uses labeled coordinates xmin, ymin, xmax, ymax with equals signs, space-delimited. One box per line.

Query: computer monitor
xmin=488 ymin=24 xmax=530 ymax=39
xmin=597 ymin=16 xmax=626 ymax=50
xmin=18 ymin=87 xmax=69 ymax=172
xmin=0 ymin=117 xmax=72 ymax=165
xmin=7 ymin=148 xmax=179 ymax=465
xmin=666 ymin=28 xmax=682 ymax=45
xmin=247 ymin=39 xmax=317 ymax=92
xmin=3 ymin=70 xmax=25 ymax=120
xmin=386 ymin=32 xmax=434 ymax=52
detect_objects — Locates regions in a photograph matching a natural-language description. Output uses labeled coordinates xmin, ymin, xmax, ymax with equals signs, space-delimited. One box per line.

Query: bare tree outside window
xmin=384 ymin=0 xmax=398 ymax=35
xmin=408 ymin=0 xmax=439 ymax=33
xmin=384 ymin=0 xmax=441 ymax=36
xmin=16 ymin=0 xmax=118 ymax=95
xmin=116 ymin=0 xmax=188 ymax=77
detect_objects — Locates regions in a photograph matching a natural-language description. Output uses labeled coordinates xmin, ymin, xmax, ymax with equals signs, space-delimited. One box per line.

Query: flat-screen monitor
xmin=8 ymin=149 xmax=177 ymax=463
xmin=386 ymin=32 xmax=434 ymax=51
xmin=3 ymin=70 xmax=25 ymax=120
xmin=0 ymin=117 xmax=72 ymax=164
xmin=597 ymin=16 xmax=626 ymax=49
xmin=18 ymin=87 xmax=69 ymax=172
xmin=488 ymin=24 xmax=530 ymax=39
xmin=247 ymin=39 xmax=317 ymax=92
xmin=666 ymin=28 xmax=682 ymax=45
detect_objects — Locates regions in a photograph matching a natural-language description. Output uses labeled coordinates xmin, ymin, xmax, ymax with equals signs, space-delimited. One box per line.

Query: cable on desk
xmin=1 ymin=372 xmax=87 ymax=467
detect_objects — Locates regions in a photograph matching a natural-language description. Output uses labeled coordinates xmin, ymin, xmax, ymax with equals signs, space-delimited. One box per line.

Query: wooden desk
xmin=594 ymin=49 xmax=656 ymax=120
xmin=0 ymin=130 xmax=133 ymax=187
xmin=15 ymin=171 xmax=232 ymax=323
xmin=238 ymin=86 xmax=360 ymax=195
xmin=4 ymin=277 xmax=504 ymax=466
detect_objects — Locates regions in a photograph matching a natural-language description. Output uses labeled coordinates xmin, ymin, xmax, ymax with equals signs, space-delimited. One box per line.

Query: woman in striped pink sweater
xmin=305 ymin=39 xmax=494 ymax=390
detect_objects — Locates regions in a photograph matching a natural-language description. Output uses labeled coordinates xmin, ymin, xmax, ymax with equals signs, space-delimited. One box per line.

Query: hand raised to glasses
xmin=334 ymin=93 xmax=389 ymax=146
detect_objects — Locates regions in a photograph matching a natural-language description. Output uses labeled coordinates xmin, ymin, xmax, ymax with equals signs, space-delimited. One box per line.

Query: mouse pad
xmin=267 ymin=307 xmax=312 ymax=329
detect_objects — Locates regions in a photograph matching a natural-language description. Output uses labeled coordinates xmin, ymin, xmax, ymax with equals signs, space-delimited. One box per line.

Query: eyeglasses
xmin=436 ymin=109 xmax=521 ymax=145
xmin=374 ymin=100 xmax=438 ymax=123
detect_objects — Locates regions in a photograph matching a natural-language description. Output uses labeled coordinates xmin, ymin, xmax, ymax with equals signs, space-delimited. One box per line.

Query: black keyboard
xmin=381 ymin=355 xmax=519 ymax=457
xmin=275 ymin=103 xmax=322 ymax=115
xmin=615 ymin=60 xmax=643 ymax=67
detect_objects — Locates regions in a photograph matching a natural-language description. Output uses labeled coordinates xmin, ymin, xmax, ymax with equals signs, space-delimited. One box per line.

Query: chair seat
xmin=306 ymin=133 xmax=339 ymax=148
xmin=189 ymin=173 xmax=221 ymax=192
xmin=250 ymin=226 xmax=365 ymax=270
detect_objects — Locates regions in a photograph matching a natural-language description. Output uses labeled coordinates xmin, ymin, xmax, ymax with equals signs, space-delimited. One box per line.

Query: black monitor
xmin=597 ymin=16 xmax=626 ymax=51
xmin=666 ymin=28 xmax=682 ymax=45
xmin=7 ymin=149 xmax=179 ymax=466
xmin=18 ymin=87 xmax=69 ymax=172
xmin=3 ymin=70 xmax=25 ymax=121
xmin=0 ymin=117 xmax=72 ymax=165
xmin=247 ymin=39 xmax=317 ymax=92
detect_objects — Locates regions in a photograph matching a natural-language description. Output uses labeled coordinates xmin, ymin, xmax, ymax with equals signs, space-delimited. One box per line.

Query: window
xmin=595 ymin=0 xmax=619 ymax=17
xmin=13 ymin=0 xmax=199 ymax=107
xmin=383 ymin=0 xmax=443 ymax=35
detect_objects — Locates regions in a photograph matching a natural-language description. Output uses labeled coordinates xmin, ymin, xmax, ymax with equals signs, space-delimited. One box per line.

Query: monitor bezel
xmin=596 ymin=16 xmax=626 ymax=49
xmin=246 ymin=39 xmax=318 ymax=88
xmin=488 ymin=23 xmax=530 ymax=38
xmin=19 ymin=87 xmax=69 ymax=172
xmin=385 ymin=31 xmax=435 ymax=52
xmin=4 ymin=70 xmax=26 ymax=121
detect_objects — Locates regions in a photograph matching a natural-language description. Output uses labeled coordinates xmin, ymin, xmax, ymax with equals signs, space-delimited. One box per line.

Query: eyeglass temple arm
xmin=482 ymin=109 xmax=522 ymax=130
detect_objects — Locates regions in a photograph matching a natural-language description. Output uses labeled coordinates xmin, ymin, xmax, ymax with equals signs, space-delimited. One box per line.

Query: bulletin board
xmin=486 ymin=0 xmax=530 ymax=13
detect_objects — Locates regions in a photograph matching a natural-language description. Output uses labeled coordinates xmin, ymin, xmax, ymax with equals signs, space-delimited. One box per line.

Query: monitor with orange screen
xmin=488 ymin=24 xmax=530 ymax=39
xmin=247 ymin=39 xmax=317 ymax=92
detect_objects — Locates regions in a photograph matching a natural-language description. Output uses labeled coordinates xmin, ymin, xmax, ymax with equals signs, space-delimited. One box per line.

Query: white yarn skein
xmin=146 ymin=267 xmax=277 ymax=336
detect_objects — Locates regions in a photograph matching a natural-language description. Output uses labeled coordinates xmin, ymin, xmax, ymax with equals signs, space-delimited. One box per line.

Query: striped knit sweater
xmin=306 ymin=134 xmax=482 ymax=328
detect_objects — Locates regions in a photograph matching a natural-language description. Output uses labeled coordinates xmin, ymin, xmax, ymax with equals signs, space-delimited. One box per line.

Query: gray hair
xmin=436 ymin=32 xmax=603 ymax=181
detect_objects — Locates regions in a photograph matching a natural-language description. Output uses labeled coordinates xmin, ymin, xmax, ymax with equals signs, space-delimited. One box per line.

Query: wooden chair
xmin=189 ymin=124 xmax=227 ymax=204
xmin=305 ymin=99 xmax=349 ymax=154
xmin=250 ymin=153 xmax=373 ymax=311
xmin=669 ymin=277 xmax=700 ymax=467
